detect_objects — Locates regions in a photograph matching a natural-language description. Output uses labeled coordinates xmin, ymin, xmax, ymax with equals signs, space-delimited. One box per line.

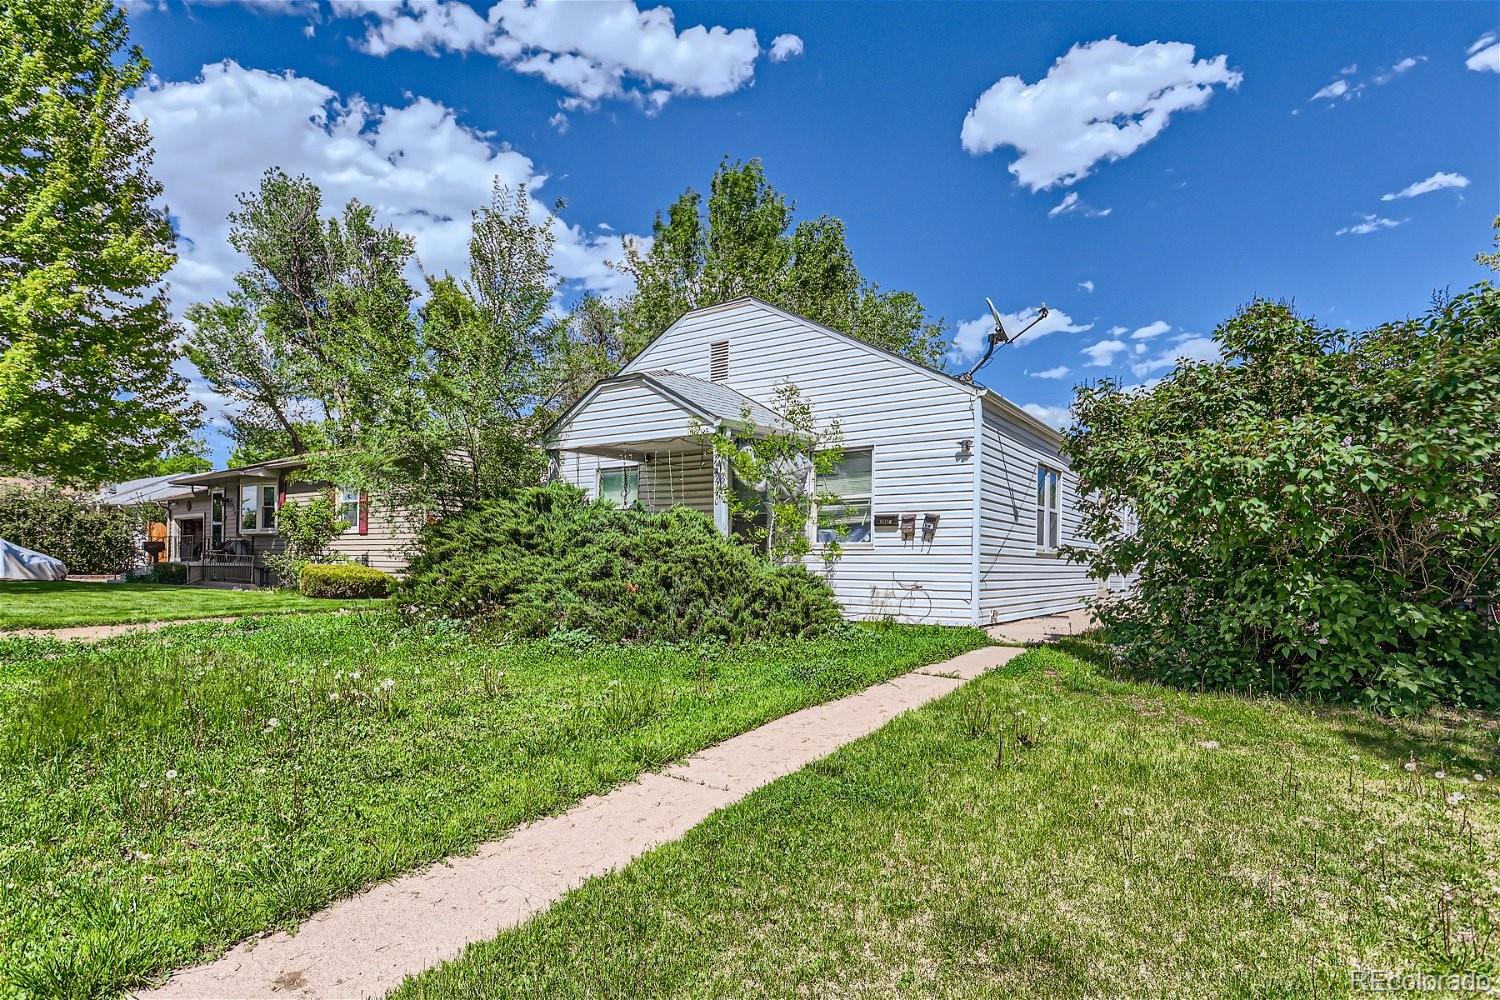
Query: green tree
xmin=0 ymin=0 xmax=200 ymax=484
xmin=184 ymin=168 xmax=420 ymax=463
xmin=1067 ymin=279 xmax=1500 ymax=714
xmin=620 ymin=158 xmax=948 ymax=368
xmin=369 ymin=183 xmax=635 ymax=514
xmin=118 ymin=441 xmax=212 ymax=479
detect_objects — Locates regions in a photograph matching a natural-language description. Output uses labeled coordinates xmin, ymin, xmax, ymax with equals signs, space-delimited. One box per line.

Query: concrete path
xmin=139 ymin=644 xmax=1021 ymax=1000
xmin=2 ymin=616 xmax=240 ymax=643
xmin=986 ymin=607 xmax=1096 ymax=645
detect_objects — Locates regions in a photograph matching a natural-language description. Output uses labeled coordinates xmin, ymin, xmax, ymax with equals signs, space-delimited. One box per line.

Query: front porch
xmin=546 ymin=369 xmax=791 ymax=536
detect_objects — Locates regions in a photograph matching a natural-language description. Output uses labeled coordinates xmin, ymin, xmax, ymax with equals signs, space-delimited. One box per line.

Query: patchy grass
xmin=395 ymin=646 xmax=1500 ymax=1000
xmin=0 ymin=612 xmax=985 ymax=999
xmin=0 ymin=581 xmax=381 ymax=630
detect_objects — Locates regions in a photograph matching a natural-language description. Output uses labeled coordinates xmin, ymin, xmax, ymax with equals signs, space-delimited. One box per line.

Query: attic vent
xmin=709 ymin=340 xmax=729 ymax=382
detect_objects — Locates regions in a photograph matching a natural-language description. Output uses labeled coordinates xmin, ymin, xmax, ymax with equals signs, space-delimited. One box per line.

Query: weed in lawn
xmin=0 ymin=612 xmax=986 ymax=997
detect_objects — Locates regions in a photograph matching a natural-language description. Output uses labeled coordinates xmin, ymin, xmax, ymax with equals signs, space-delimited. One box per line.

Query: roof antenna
xmin=960 ymin=297 xmax=1049 ymax=382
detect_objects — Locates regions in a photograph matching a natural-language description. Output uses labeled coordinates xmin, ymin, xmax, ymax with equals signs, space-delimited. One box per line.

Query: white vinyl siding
xmin=551 ymin=379 xmax=699 ymax=451
xmin=618 ymin=300 xmax=980 ymax=625
xmin=977 ymin=398 xmax=1115 ymax=624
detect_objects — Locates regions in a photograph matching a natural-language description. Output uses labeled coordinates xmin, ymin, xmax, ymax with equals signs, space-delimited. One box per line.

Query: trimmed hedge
xmin=298 ymin=563 xmax=394 ymax=599
xmin=400 ymin=484 xmax=846 ymax=644
xmin=141 ymin=562 xmax=187 ymax=585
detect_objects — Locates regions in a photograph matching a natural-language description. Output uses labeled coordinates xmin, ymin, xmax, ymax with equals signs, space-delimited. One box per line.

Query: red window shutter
xmin=277 ymin=477 xmax=286 ymax=507
xmin=358 ymin=492 xmax=369 ymax=535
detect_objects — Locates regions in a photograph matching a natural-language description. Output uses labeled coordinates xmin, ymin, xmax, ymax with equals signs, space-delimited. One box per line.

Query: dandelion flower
xmin=329 ymin=692 xmax=341 ymax=701
xmin=165 ymin=769 xmax=178 ymax=780
xmin=1404 ymin=760 xmax=1417 ymax=773
xmin=350 ymin=670 xmax=362 ymax=681
xmin=1475 ymin=774 xmax=1487 ymax=783
xmin=1447 ymin=791 xmax=1466 ymax=806
xmin=265 ymin=717 xmax=280 ymax=730
xmin=1435 ymin=770 xmax=1447 ymax=780
xmin=1199 ymin=740 xmax=1220 ymax=750
xmin=1120 ymin=807 xmax=1135 ymax=817
xmin=380 ymin=678 xmax=395 ymax=692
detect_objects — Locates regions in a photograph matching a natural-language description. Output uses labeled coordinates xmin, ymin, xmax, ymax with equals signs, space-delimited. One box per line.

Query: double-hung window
xmin=338 ymin=487 xmax=363 ymax=533
xmin=599 ymin=466 xmax=640 ymax=506
xmin=240 ymin=481 xmax=278 ymax=532
xmin=816 ymin=448 xmax=873 ymax=544
xmin=1036 ymin=465 xmax=1061 ymax=552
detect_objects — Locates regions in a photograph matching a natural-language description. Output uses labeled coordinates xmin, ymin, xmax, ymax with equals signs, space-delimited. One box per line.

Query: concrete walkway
xmin=986 ymin=607 xmax=1096 ymax=645
xmin=2 ymin=616 xmax=240 ymax=643
xmin=139 ymin=644 xmax=1022 ymax=1000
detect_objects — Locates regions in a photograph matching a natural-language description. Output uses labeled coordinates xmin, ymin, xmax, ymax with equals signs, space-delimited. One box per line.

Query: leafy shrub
xmin=298 ymin=563 xmax=393 ymax=599
xmin=0 ymin=484 xmax=139 ymax=574
xmin=1067 ymin=283 xmax=1500 ymax=715
xmin=265 ymin=491 xmax=349 ymax=588
xmin=141 ymin=562 xmax=187 ymax=584
xmin=400 ymin=483 xmax=845 ymax=644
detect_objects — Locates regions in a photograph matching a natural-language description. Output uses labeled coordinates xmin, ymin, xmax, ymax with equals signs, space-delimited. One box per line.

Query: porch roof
xmin=545 ymin=369 xmax=786 ymax=453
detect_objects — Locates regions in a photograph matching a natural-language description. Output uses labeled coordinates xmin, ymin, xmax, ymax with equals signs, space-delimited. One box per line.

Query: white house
xmin=546 ymin=297 xmax=1123 ymax=627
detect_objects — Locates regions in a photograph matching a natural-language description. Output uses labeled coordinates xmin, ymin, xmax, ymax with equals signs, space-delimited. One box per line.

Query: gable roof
xmin=627 ymin=296 xmax=1066 ymax=448
xmin=544 ymin=368 xmax=786 ymax=447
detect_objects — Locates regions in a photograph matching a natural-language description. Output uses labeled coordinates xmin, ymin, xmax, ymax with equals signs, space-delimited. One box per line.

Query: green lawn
xmin=395 ymin=643 xmax=1500 ymax=1000
xmin=0 ymin=611 xmax=986 ymax=999
xmin=0 ymin=581 xmax=381 ymax=630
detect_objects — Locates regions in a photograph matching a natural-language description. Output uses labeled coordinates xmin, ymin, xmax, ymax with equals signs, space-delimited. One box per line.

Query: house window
xmin=210 ymin=491 xmax=224 ymax=547
xmin=338 ymin=487 xmax=363 ymax=533
xmin=599 ymin=466 xmax=639 ymax=506
xmin=240 ymin=482 xmax=278 ymax=532
xmin=1036 ymin=465 xmax=1061 ymax=552
xmin=816 ymin=448 xmax=873 ymax=544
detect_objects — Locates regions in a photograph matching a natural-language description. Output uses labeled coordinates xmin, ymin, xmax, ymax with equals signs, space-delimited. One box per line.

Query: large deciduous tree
xmin=184 ymin=168 xmax=420 ymax=461
xmin=1067 ymin=265 xmax=1500 ymax=714
xmin=620 ymin=159 xmax=948 ymax=368
xmin=0 ymin=0 xmax=200 ymax=484
xmin=370 ymin=183 xmax=637 ymax=513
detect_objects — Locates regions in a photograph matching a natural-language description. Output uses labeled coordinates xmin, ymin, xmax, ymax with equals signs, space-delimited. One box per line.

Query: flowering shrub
xmin=1067 ymin=280 xmax=1500 ymax=714
xmin=399 ymin=483 xmax=845 ymax=643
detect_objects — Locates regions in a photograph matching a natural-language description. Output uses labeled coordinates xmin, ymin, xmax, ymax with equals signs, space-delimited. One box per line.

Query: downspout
xmin=970 ymin=390 xmax=984 ymax=627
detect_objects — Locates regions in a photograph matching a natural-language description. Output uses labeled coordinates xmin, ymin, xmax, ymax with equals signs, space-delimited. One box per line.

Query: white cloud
xmin=130 ymin=60 xmax=638 ymax=312
xmin=1130 ymin=334 xmax=1220 ymax=376
xmin=1339 ymin=63 xmax=1358 ymax=75
xmin=1029 ymin=365 xmax=1071 ymax=379
xmin=1466 ymin=33 xmax=1500 ymax=73
xmin=1082 ymin=338 xmax=1127 ymax=367
xmin=1021 ymin=403 xmax=1072 ymax=430
xmin=1107 ymin=325 xmax=1127 ymax=336
xmin=548 ymin=111 xmax=569 ymax=133
xmin=1047 ymin=191 xmax=1112 ymax=219
xmin=1130 ymin=320 xmax=1171 ymax=340
xmin=1371 ymin=55 xmax=1424 ymax=85
xmin=768 ymin=33 xmax=804 ymax=62
xmin=1078 ymin=280 xmax=1094 ymax=293
xmin=336 ymin=0 xmax=773 ymax=111
xmin=1381 ymin=171 xmax=1469 ymax=200
xmin=948 ymin=306 xmax=1093 ymax=363
xmin=1335 ymin=213 xmax=1405 ymax=236
xmin=961 ymin=37 xmax=1241 ymax=191
xmin=1311 ymin=79 xmax=1350 ymax=101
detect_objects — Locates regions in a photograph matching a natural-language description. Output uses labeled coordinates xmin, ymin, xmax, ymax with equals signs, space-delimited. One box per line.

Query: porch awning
xmin=545 ymin=369 xmax=786 ymax=455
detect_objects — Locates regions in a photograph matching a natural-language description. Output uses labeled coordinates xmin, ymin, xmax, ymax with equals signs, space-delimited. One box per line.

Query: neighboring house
xmin=546 ymin=297 xmax=1127 ymax=627
xmin=160 ymin=457 xmax=415 ymax=585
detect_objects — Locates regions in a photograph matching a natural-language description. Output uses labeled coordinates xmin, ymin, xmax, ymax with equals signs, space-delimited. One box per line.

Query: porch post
xmin=712 ymin=451 xmax=730 ymax=536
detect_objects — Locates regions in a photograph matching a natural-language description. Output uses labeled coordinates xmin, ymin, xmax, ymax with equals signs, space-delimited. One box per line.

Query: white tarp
xmin=0 ymin=538 xmax=67 ymax=581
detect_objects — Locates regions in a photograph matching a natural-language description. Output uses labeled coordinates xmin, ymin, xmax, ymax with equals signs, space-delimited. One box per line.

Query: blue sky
xmin=124 ymin=0 xmax=1499 ymax=461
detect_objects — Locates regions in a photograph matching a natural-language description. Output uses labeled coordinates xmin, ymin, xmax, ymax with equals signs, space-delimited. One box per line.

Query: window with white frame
xmin=816 ymin=448 xmax=873 ymax=544
xmin=338 ymin=486 xmax=363 ymax=533
xmin=240 ymin=481 xmax=278 ymax=532
xmin=598 ymin=466 xmax=639 ymax=506
xmin=1036 ymin=465 xmax=1061 ymax=552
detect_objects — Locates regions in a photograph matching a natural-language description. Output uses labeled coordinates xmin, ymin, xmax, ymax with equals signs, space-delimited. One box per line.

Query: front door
xmin=178 ymin=518 xmax=204 ymax=562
